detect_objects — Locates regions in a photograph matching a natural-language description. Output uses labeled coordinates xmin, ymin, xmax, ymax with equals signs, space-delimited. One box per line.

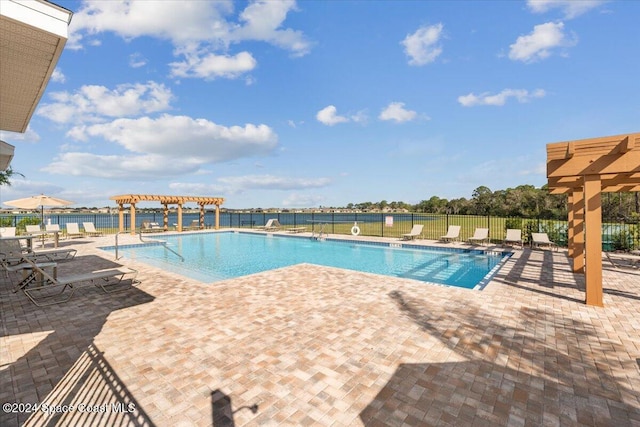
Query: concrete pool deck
xmin=1 ymin=230 xmax=639 ymax=426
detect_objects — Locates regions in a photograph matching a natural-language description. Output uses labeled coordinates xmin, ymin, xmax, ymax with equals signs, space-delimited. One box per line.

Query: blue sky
xmin=1 ymin=0 xmax=639 ymax=209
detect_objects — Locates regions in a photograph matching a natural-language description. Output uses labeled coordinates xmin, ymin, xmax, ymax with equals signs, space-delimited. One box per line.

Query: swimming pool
xmin=101 ymin=232 xmax=511 ymax=289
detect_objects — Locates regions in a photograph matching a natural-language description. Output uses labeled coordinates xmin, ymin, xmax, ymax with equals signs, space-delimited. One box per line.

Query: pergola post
xmin=570 ymin=189 xmax=584 ymax=274
xmin=118 ymin=204 xmax=124 ymax=233
xmin=215 ymin=203 xmax=220 ymax=230
xmin=177 ymin=203 xmax=183 ymax=232
xmin=162 ymin=203 xmax=169 ymax=231
xmin=199 ymin=204 xmax=205 ymax=229
xmin=584 ymin=175 xmax=603 ymax=307
xmin=130 ymin=203 xmax=136 ymax=235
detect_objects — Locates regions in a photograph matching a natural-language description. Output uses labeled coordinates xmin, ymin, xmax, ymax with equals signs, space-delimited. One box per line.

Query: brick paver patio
xmin=1 ymin=231 xmax=639 ymax=426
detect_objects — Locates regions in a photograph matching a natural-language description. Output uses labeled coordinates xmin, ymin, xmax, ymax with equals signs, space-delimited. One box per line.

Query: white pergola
xmin=0 ymin=0 xmax=73 ymax=137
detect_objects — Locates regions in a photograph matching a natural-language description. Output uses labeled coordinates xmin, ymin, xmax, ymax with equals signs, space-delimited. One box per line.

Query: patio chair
xmin=83 ymin=222 xmax=103 ymax=237
xmin=531 ymin=233 xmax=558 ymax=251
xmin=0 ymin=238 xmax=77 ymax=264
xmin=26 ymin=224 xmax=47 ymax=244
xmin=0 ymin=227 xmax=16 ymax=237
xmin=503 ymin=229 xmax=523 ymax=248
xmin=605 ymin=252 xmax=639 ymax=270
xmin=141 ymin=220 xmax=163 ymax=233
xmin=184 ymin=219 xmax=201 ymax=230
xmin=402 ymin=224 xmax=423 ymax=241
xmin=255 ymin=219 xmax=281 ymax=232
xmin=66 ymin=222 xmax=84 ymax=238
xmin=467 ymin=228 xmax=489 ymax=246
xmin=19 ymin=258 xmax=138 ymax=306
xmin=439 ymin=225 xmax=461 ymax=243
xmin=45 ymin=223 xmax=62 ymax=240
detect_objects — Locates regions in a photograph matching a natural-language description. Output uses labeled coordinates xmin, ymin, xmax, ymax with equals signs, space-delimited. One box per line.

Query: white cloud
xmin=527 ymin=0 xmax=607 ymax=19
xmin=37 ymin=81 xmax=173 ymax=124
xmin=42 ymin=153 xmax=202 ymax=179
xmin=0 ymin=127 xmax=40 ymax=143
xmin=170 ymin=51 xmax=256 ymax=80
xmin=68 ymin=0 xmax=310 ymax=80
xmin=508 ymin=22 xmax=577 ymax=63
xmin=379 ymin=102 xmax=417 ymax=123
xmin=401 ymin=23 xmax=444 ymax=66
xmin=217 ymin=174 xmax=331 ymax=191
xmin=282 ymin=193 xmax=324 ymax=208
xmin=230 ymin=0 xmax=311 ymax=57
xmin=66 ymin=114 xmax=278 ymax=162
xmin=316 ymin=105 xmax=349 ymax=126
xmin=129 ymin=53 xmax=147 ymax=68
xmin=51 ymin=68 xmax=65 ymax=83
xmin=458 ymin=89 xmax=546 ymax=107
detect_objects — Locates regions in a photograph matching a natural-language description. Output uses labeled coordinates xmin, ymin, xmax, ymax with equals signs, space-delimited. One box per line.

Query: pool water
xmin=102 ymin=232 xmax=510 ymax=289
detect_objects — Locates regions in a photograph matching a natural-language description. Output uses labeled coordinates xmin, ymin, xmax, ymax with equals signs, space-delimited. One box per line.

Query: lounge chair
xmin=255 ymin=219 xmax=281 ymax=232
xmin=531 ymin=233 xmax=558 ymax=251
xmin=66 ymin=222 xmax=84 ymax=238
xmin=0 ymin=238 xmax=77 ymax=264
xmin=468 ymin=228 xmax=489 ymax=245
xmin=45 ymin=224 xmax=62 ymax=244
xmin=19 ymin=258 xmax=138 ymax=306
xmin=83 ymin=222 xmax=103 ymax=237
xmin=0 ymin=257 xmax=58 ymax=293
xmin=141 ymin=220 xmax=164 ymax=233
xmin=26 ymin=224 xmax=47 ymax=244
xmin=503 ymin=229 xmax=523 ymax=248
xmin=439 ymin=225 xmax=461 ymax=243
xmin=605 ymin=252 xmax=640 ymax=270
xmin=184 ymin=219 xmax=201 ymax=230
xmin=402 ymin=224 xmax=423 ymax=240
xmin=0 ymin=227 xmax=16 ymax=237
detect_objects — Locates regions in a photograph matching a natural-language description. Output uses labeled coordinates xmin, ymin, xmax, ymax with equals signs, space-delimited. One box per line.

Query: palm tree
xmin=0 ymin=167 xmax=23 ymax=186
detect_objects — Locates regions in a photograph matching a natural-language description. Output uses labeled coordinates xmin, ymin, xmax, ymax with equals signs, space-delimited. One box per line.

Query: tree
xmin=0 ymin=167 xmax=23 ymax=186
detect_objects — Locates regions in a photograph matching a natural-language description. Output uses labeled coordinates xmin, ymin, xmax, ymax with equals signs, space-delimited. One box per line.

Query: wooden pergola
xmin=547 ymin=132 xmax=640 ymax=306
xmin=110 ymin=194 xmax=225 ymax=234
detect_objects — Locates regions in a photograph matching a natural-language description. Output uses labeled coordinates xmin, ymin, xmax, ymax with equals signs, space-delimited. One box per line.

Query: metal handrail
xmin=137 ymin=231 xmax=185 ymax=262
xmin=114 ymin=230 xmax=185 ymax=262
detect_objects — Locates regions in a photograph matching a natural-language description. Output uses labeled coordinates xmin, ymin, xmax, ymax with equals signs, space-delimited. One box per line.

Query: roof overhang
xmin=0 ymin=0 xmax=73 ymax=133
xmin=0 ymin=140 xmax=16 ymax=171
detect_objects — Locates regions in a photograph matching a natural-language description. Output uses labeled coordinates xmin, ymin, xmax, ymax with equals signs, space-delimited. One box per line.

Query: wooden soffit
xmin=110 ymin=194 xmax=225 ymax=206
xmin=547 ymin=133 xmax=640 ymax=193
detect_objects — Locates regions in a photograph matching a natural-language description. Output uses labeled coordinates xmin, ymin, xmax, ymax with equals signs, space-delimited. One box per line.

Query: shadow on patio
xmin=1 ymin=256 xmax=156 ymax=427
xmin=359 ymin=290 xmax=640 ymax=425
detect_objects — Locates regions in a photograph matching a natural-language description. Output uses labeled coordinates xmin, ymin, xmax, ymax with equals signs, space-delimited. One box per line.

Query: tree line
xmin=345 ymin=185 xmax=640 ymax=222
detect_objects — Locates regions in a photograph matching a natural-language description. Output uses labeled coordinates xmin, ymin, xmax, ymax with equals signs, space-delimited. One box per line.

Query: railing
xmin=114 ymin=230 xmax=184 ymax=262
xmin=3 ymin=212 xmax=639 ymax=251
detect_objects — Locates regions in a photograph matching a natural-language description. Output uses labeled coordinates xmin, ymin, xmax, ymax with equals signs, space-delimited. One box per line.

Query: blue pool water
xmin=101 ymin=232 xmax=510 ymax=289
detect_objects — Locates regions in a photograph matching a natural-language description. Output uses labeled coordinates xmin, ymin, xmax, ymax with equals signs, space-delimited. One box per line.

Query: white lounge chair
xmin=503 ymin=229 xmax=523 ymax=248
xmin=255 ymin=219 xmax=281 ymax=232
xmin=66 ymin=223 xmax=84 ymax=238
xmin=439 ymin=225 xmax=461 ymax=243
xmin=19 ymin=258 xmax=138 ymax=306
xmin=0 ymin=227 xmax=16 ymax=237
xmin=141 ymin=221 xmax=163 ymax=233
xmin=531 ymin=233 xmax=558 ymax=251
xmin=45 ymin=223 xmax=62 ymax=242
xmin=83 ymin=222 xmax=103 ymax=237
xmin=468 ymin=228 xmax=489 ymax=246
xmin=402 ymin=224 xmax=423 ymax=240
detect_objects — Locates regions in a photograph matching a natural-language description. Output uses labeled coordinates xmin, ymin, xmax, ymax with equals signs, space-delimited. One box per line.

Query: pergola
xmin=547 ymin=132 xmax=640 ymax=307
xmin=110 ymin=194 xmax=225 ymax=234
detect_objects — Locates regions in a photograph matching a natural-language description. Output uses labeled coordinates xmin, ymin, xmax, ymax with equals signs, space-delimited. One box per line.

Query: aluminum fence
xmin=1 ymin=212 xmax=638 ymax=251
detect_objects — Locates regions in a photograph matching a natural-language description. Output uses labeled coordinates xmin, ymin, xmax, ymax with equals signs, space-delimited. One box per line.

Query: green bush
xmin=504 ymin=218 xmax=522 ymax=231
xmin=16 ymin=216 xmax=41 ymax=233
xmin=611 ymin=231 xmax=633 ymax=251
